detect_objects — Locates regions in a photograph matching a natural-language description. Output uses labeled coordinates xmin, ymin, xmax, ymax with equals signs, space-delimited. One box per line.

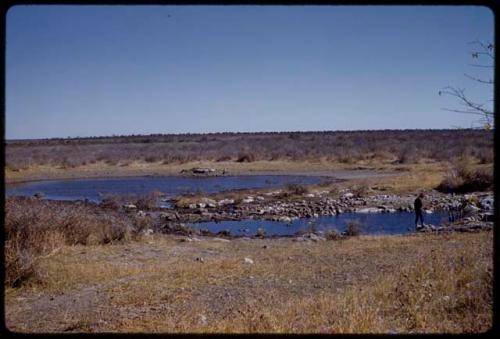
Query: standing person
xmin=414 ymin=193 xmax=424 ymax=229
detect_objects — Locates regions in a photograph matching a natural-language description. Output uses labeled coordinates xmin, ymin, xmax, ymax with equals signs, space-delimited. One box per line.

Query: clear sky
xmin=6 ymin=5 xmax=494 ymax=139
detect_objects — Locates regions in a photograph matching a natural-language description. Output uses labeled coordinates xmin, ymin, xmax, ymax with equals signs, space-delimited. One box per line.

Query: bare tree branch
xmin=440 ymin=40 xmax=494 ymax=128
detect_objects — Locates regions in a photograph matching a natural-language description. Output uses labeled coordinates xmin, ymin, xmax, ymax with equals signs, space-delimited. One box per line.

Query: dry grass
xmin=5 ymin=232 xmax=492 ymax=333
xmin=4 ymin=197 xmax=138 ymax=287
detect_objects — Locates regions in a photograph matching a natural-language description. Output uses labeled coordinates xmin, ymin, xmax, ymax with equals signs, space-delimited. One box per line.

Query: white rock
xmin=342 ymin=192 xmax=354 ymax=199
xmin=279 ymin=216 xmax=292 ymax=223
xmin=212 ymin=237 xmax=230 ymax=242
xmin=123 ymin=204 xmax=137 ymax=209
xmin=244 ymin=257 xmax=254 ymax=264
xmin=357 ymin=207 xmax=382 ymax=213
xmin=218 ymin=199 xmax=235 ymax=206
xmin=142 ymin=229 xmax=154 ymax=236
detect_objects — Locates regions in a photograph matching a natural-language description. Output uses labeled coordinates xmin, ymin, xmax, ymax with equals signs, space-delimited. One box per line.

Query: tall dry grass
xmin=4 ymin=197 xmax=137 ymax=287
xmin=436 ymin=156 xmax=493 ymax=193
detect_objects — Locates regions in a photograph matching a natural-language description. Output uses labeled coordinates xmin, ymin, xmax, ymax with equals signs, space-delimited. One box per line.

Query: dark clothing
xmin=415 ymin=210 xmax=424 ymax=226
xmin=414 ymin=197 xmax=424 ymax=227
xmin=414 ymin=197 xmax=423 ymax=211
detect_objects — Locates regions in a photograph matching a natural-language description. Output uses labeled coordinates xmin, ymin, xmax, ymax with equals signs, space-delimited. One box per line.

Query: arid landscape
xmin=4 ymin=129 xmax=494 ymax=333
xmin=5 ymin=4 xmax=494 ymax=334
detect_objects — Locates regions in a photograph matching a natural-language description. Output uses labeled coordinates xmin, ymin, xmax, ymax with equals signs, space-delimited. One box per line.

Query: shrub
xmin=255 ymin=227 xmax=266 ymax=238
xmin=285 ymin=183 xmax=309 ymax=196
xmin=325 ymin=229 xmax=344 ymax=241
xmin=236 ymin=153 xmax=256 ymax=163
xmin=344 ymin=220 xmax=364 ymax=236
xmin=436 ymin=157 xmax=493 ymax=193
xmin=5 ymin=197 xmax=134 ymax=287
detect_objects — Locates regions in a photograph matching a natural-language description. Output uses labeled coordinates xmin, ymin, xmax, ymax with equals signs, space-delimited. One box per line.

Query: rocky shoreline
xmin=121 ymin=189 xmax=494 ymax=239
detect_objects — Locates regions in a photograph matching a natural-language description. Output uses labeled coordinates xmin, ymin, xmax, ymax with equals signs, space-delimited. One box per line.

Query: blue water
xmin=188 ymin=212 xmax=450 ymax=236
xmin=5 ymin=175 xmax=326 ymax=202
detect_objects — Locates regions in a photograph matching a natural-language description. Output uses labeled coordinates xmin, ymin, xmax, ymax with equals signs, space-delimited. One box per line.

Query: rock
xmin=279 ymin=216 xmax=292 ymax=223
xmin=33 ymin=192 xmax=45 ymax=198
xmin=212 ymin=237 xmax=230 ymax=242
xmin=305 ymin=193 xmax=315 ymax=198
xmin=142 ymin=229 xmax=154 ymax=236
xmin=136 ymin=210 xmax=146 ymax=217
xmin=244 ymin=257 xmax=254 ymax=264
xmin=342 ymin=192 xmax=354 ymax=199
xmin=199 ymin=314 xmax=207 ymax=325
xmin=218 ymin=199 xmax=235 ymax=206
xmin=195 ymin=257 xmax=204 ymax=263
xmin=197 ymin=202 xmax=207 ymax=209
xmin=242 ymin=197 xmax=254 ymax=203
xmin=192 ymin=167 xmax=215 ymax=174
xmin=463 ymin=204 xmax=481 ymax=216
xmin=308 ymin=233 xmax=325 ymax=241
xmin=480 ymin=196 xmax=494 ymax=210
xmin=424 ymin=209 xmax=433 ymax=214
xmin=188 ymin=203 xmax=197 ymax=209
xmin=357 ymin=207 xmax=382 ymax=213
xmin=123 ymin=204 xmax=137 ymax=210
xmin=256 ymin=196 xmax=265 ymax=201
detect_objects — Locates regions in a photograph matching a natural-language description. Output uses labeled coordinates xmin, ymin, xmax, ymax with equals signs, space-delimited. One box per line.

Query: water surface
xmin=188 ymin=212 xmax=450 ymax=236
xmin=5 ymin=175 xmax=326 ymax=202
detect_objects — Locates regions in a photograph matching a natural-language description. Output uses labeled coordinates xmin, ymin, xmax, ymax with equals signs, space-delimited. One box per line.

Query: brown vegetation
xmin=436 ymin=156 xmax=493 ymax=193
xmin=5 ymin=129 xmax=493 ymax=170
xmin=4 ymin=197 xmax=141 ymax=287
xmin=5 ymin=232 xmax=492 ymax=333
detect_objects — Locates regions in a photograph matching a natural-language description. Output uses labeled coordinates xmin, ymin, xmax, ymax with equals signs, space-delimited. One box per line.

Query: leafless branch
xmin=440 ymin=40 xmax=494 ymax=128
xmin=464 ymin=73 xmax=493 ymax=84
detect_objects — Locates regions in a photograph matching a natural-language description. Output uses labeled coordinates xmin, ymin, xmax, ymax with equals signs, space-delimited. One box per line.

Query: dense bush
xmin=4 ymin=197 xmax=140 ymax=287
xmin=436 ymin=156 xmax=493 ymax=193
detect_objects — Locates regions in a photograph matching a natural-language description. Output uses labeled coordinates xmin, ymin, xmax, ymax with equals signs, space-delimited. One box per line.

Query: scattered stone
xmin=123 ymin=204 xmax=137 ymax=210
xmin=195 ymin=257 xmax=204 ymax=263
xmin=244 ymin=257 xmax=254 ymax=264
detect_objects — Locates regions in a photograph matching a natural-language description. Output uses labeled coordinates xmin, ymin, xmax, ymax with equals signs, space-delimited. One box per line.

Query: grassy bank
xmin=5 ymin=231 xmax=492 ymax=333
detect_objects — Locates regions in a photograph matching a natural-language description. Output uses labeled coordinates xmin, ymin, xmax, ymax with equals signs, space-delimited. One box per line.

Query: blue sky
xmin=6 ymin=5 xmax=494 ymax=139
